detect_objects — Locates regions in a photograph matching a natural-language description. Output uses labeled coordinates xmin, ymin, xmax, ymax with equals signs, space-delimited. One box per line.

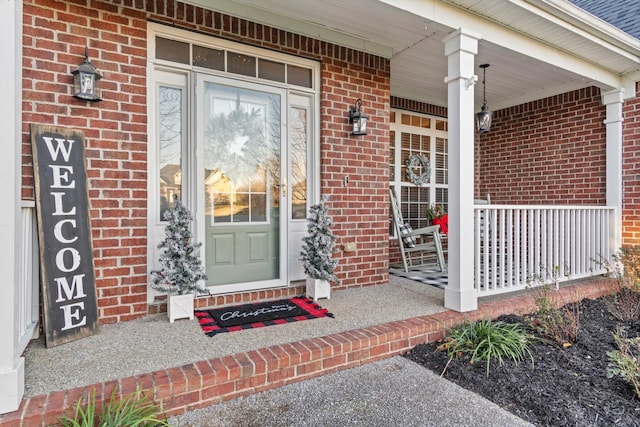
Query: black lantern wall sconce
xmin=72 ymin=47 xmax=102 ymax=102
xmin=348 ymin=98 xmax=368 ymax=136
xmin=476 ymin=63 xmax=492 ymax=133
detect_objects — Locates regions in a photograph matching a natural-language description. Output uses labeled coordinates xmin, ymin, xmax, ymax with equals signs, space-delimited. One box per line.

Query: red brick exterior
xmin=390 ymin=96 xmax=448 ymax=118
xmin=622 ymin=82 xmax=640 ymax=244
xmin=23 ymin=0 xmax=149 ymax=324
xmin=22 ymin=0 xmax=390 ymax=324
xmin=476 ymin=87 xmax=607 ymax=205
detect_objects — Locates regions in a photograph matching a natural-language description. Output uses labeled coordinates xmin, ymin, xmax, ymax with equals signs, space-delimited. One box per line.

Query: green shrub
xmin=437 ymin=318 xmax=535 ymax=377
xmin=58 ymin=386 xmax=168 ymax=427
xmin=607 ymin=327 xmax=640 ymax=400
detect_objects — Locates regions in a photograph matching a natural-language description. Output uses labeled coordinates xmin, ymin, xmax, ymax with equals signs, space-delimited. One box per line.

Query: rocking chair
xmin=390 ymin=188 xmax=446 ymax=273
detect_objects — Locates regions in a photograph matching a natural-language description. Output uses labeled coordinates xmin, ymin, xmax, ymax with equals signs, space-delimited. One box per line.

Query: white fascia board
xmin=380 ymin=0 xmax=625 ymax=90
xmin=185 ymin=0 xmax=393 ymax=57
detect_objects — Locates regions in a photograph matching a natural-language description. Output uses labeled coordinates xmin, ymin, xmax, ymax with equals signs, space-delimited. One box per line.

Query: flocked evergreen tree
xmin=300 ymin=196 xmax=340 ymax=283
xmin=150 ymin=195 xmax=207 ymax=295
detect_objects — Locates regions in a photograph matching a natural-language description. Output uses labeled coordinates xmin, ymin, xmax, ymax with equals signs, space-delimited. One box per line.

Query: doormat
xmin=195 ymin=297 xmax=333 ymax=336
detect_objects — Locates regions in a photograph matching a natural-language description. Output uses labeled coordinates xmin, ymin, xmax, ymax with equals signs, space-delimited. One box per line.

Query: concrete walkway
xmin=168 ymin=356 xmax=533 ymax=427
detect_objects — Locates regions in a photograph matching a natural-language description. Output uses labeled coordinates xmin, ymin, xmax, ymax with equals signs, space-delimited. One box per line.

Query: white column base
xmin=0 ymin=357 xmax=24 ymax=414
xmin=444 ymin=286 xmax=478 ymax=312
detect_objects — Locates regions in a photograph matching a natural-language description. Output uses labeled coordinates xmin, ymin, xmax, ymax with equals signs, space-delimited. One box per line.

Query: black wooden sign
xmin=30 ymin=124 xmax=99 ymax=347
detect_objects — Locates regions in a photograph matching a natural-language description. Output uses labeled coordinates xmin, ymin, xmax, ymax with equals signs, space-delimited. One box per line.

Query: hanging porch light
xmin=476 ymin=63 xmax=492 ymax=133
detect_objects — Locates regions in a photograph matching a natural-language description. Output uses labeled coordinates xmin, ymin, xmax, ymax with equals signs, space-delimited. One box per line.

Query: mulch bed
xmin=404 ymin=296 xmax=640 ymax=426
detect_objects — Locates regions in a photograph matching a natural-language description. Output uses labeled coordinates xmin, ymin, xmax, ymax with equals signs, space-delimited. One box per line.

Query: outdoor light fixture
xmin=348 ymin=98 xmax=368 ymax=136
xmin=72 ymin=47 xmax=102 ymax=102
xmin=476 ymin=63 xmax=492 ymax=134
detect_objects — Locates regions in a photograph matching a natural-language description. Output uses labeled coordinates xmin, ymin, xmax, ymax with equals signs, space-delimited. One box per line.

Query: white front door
xmin=196 ymin=75 xmax=288 ymax=293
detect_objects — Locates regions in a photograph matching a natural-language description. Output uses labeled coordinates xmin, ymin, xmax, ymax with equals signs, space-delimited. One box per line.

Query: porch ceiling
xmin=188 ymin=0 xmax=640 ymax=109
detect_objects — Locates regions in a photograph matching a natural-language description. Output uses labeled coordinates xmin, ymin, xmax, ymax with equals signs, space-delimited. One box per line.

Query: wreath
xmin=405 ymin=154 xmax=430 ymax=186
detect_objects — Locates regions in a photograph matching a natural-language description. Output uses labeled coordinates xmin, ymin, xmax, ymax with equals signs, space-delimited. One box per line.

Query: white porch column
xmin=602 ymin=89 xmax=624 ymax=253
xmin=0 ymin=0 xmax=24 ymax=414
xmin=443 ymin=28 xmax=480 ymax=312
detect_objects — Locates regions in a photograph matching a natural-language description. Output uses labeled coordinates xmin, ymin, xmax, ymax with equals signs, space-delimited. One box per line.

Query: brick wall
xmin=322 ymin=57 xmax=391 ymax=290
xmin=622 ymin=82 xmax=640 ymax=245
xmin=22 ymin=0 xmax=390 ymax=323
xmin=23 ymin=0 xmax=149 ymax=324
xmin=390 ymin=96 xmax=447 ymax=118
xmin=476 ymin=87 xmax=607 ymax=205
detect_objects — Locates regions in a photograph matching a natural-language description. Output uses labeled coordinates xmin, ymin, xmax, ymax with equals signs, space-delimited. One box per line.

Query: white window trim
xmin=148 ymin=23 xmax=320 ymax=92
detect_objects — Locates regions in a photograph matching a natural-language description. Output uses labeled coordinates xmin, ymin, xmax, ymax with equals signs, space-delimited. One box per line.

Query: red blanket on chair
xmin=432 ymin=214 xmax=448 ymax=234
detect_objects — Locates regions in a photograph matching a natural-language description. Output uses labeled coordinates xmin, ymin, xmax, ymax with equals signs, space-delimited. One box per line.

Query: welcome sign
xmin=30 ymin=124 xmax=99 ymax=347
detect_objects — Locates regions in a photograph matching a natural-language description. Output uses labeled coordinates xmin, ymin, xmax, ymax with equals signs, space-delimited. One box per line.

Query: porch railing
xmin=18 ymin=202 xmax=39 ymax=355
xmin=474 ymin=205 xmax=614 ymax=296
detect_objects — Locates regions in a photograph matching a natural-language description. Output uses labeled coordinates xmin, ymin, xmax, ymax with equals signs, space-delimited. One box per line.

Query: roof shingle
xmin=570 ymin=0 xmax=640 ymax=40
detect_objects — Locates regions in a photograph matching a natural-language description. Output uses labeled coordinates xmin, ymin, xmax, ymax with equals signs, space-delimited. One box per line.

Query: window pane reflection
xmin=290 ymin=106 xmax=307 ymax=220
xmin=158 ymin=85 xmax=183 ymax=220
xmin=203 ymin=83 xmax=280 ymax=224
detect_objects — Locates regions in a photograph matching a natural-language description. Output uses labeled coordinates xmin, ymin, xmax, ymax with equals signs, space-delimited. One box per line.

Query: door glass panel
xmin=193 ymin=45 xmax=224 ymax=70
xmin=156 ymin=37 xmax=189 ymax=64
xmin=227 ymin=52 xmax=256 ymax=77
xmin=258 ymin=59 xmax=286 ymax=83
xmin=287 ymin=65 xmax=313 ymax=88
xmin=290 ymin=105 xmax=308 ymax=220
xmin=158 ymin=85 xmax=183 ymax=220
xmin=202 ymin=82 xmax=281 ymax=285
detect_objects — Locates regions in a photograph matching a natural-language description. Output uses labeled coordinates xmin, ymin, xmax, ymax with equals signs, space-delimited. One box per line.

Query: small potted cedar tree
xmin=150 ymin=195 xmax=207 ymax=323
xmin=300 ymin=196 xmax=340 ymax=301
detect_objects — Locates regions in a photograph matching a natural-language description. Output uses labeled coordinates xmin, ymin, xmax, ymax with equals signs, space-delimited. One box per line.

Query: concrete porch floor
xmin=0 ymin=275 xmax=612 ymax=426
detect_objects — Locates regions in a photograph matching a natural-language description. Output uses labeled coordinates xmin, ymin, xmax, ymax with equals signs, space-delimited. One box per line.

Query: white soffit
xmin=437 ymin=0 xmax=640 ymax=73
xmin=185 ymin=0 xmax=405 ymax=57
xmin=180 ymin=0 xmax=639 ymax=108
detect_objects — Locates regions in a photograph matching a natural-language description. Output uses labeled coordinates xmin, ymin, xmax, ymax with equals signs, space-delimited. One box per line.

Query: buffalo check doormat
xmin=195 ymin=297 xmax=333 ymax=336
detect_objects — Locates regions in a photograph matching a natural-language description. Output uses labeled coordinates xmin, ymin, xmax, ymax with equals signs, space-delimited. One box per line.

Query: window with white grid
xmin=389 ymin=110 xmax=448 ymax=235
